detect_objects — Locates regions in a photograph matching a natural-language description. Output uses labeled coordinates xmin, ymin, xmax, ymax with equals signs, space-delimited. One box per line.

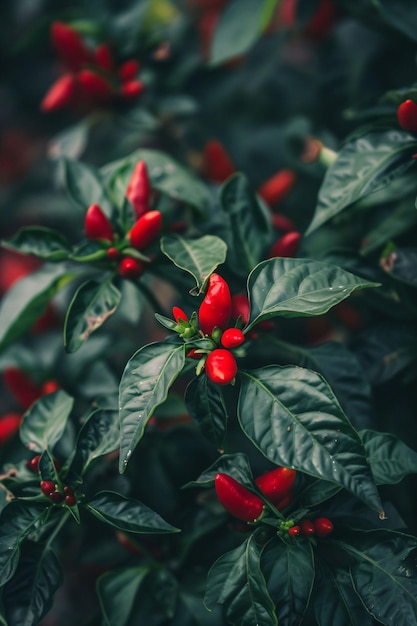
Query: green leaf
xmin=340 ymin=529 xmax=417 ymax=626
xmin=306 ymin=130 xmax=417 ymax=235
xmin=2 ymin=542 xmax=62 ymax=626
xmin=314 ymin=564 xmax=373 ymax=626
xmin=297 ymin=478 xmax=342 ymax=509
xmin=64 ymin=279 xmax=122 ymax=353
xmin=119 ymin=342 xmax=185 ymax=472
xmin=20 ymin=390 xmax=74 ymax=453
xmin=360 ymin=199 xmax=417 ymax=255
xmin=209 ymin=0 xmax=279 ymax=65
xmin=220 ymin=174 xmax=272 ymax=276
xmin=185 ymin=376 xmax=228 ymax=449
xmin=3 ymin=227 xmax=71 ymax=262
xmin=0 ymin=502 xmax=46 ymax=586
xmin=48 ymin=119 xmax=90 ymax=160
xmin=85 ymin=491 xmax=180 ymax=534
xmin=361 ymin=429 xmax=417 ymax=485
xmin=97 ymin=566 xmax=150 ymax=626
xmin=59 ymin=157 xmax=113 ymax=217
xmin=0 ymin=264 xmax=78 ymax=353
xmin=246 ymin=258 xmax=378 ymax=331
xmin=102 ymin=148 xmax=210 ymax=214
xmin=262 ymin=538 xmax=315 ymax=626
xmin=186 ymin=453 xmax=254 ymax=489
xmin=69 ymin=409 xmax=120 ymax=476
xmin=238 ymin=366 xmax=382 ymax=512
xmin=205 ymin=535 xmax=278 ymax=626
xmin=160 ymin=235 xmax=227 ymax=291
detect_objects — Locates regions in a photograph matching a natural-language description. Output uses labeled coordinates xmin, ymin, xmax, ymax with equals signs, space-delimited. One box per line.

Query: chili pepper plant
xmin=1 ymin=0 xmax=417 ymax=625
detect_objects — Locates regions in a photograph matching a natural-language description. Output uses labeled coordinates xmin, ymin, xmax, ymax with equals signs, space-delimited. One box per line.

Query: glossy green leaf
xmin=306 ymin=130 xmax=417 ymax=234
xmin=360 ymin=199 xmax=417 ymax=255
xmin=38 ymin=450 xmax=58 ymax=483
xmin=262 ymin=538 xmax=315 ymax=626
xmin=361 ymin=429 xmax=417 ymax=485
xmin=314 ymin=564 xmax=373 ymax=626
xmin=19 ymin=390 xmax=73 ymax=453
xmin=220 ymin=174 xmax=271 ymax=276
xmin=59 ymin=157 xmax=113 ymax=217
xmin=297 ymin=478 xmax=342 ymax=509
xmin=209 ymin=0 xmax=279 ymax=65
xmin=161 ymin=235 xmax=227 ymax=291
xmin=340 ymin=529 xmax=417 ymax=626
xmin=377 ymin=0 xmax=417 ymax=42
xmin=69 ymin=409 xmax=120 ymax=476
xmin=205 ymin=535 xmax=278 ymax=626
xmin=238 ymin=366 xmax=382 ymax=512
xmin=246 ymin=258 xmax=378 ymax=331
xmin=64 ymin=279 xmax=122 ymax=353
xmin=85 ymin=491 xmax=180 ymax=534
xmin=3 ymin=227 xmax=71 ymax=261
xmin=2 ymin=542 xmax=62 ymax=626
xmin=97 ymin=566 xmax=150 ymax=626
xmin=102 ymin=149 xmax=210 ymax=214
xmin=185 ymin=376 xmax=228 ymax=449
xmin=185 ymin=453 xmax=254 ymax=489
xmin=119 ymin=342 xmax=185 ymax=472
xmin=0 ymin=264 xmax=78 ymax=353
xmin=0 ymin=502 xmax=46 ymax=586
xmin=150 ymin=569 xmax=179 ymax=620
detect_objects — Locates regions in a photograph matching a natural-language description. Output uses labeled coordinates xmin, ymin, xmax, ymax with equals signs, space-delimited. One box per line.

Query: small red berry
xmin=50 ymin=491 xmax=64 ymax=504
xmin=121 ymin=80 xmax=144 ymax=100
xmin=117 ymin=257 xmax=145 ymax=280
xmin=107 ymin=247 xmax=121 ymax=261
xmin=26 ymin=455 xmax=41 ymax=474
xmin=40 ymin=481 xmax=56 ymax=497
xmin=288 ymin=525 xmax=300 ymax=536
xmin=64 ymin=486 xmax=75 ymax=497
xmin=397 ymin=99 xmax=417 ymax=134
xmin=314 ymin=517 xmax=334 ymax=537
xmin=41 ymin=380 xmax=60 ymax=395
xmin=118 ymin=59 xmax=141 ymax=82
xmin=221 ymin=328 xmax=245 ymax=349
xmin=205 ymin=349 xmax=237 ymax=385
xmin=65 ymin=495 xmax=76 ymax=506
xmin=300 ymin=519 xmax=315 ymax=536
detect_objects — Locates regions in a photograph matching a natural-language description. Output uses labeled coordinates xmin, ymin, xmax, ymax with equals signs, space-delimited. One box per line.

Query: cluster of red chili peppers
xmin=214 ymin=468 xmax=333 ymax=539
xmin=26 ymin=455 xmax=77 ymax=507
xmin=83 ymin=161 xmax=162 ymax=279
xmin=41 ymin=21 xmax=144 ymax=113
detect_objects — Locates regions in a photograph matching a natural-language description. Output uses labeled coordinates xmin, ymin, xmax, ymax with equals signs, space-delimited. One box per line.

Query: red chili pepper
xmin=258 ymin=169 xmax=296 ymax=208
xmin=303 ymin=0 xmax=338 ymax=40
xmin=50 ymin=492 xmax=64 ymax=504
xmin=78 ymin=69 xmax=115 ymax=102
xmin=172 ymin=307 xmax=188 ymax=324
xmin=269 ymin=231 xmax=301 ymax=258
xmin=0 ymin=413 xmax=21 ymax=444
xmin=199 ymin=273 xmax=232 ymax=336
xmin=205 ymin=349 xmax=237 ymax=385
xmin=118 ymin=59 xmax=141 ymax=82
xmin=397 ymin=100 xmax=417 ymax=134
xmin=40 ymin=74 xmax=77 ymax=113
xmin=94 ymin=43 xmax=115 ymax=73
xmin=40 ymin=480 xmax=56 ymax=497
xmin=84 ymin=204 xmax=114 ymax=242
xmin=300 ymin=519 xmax=315 ymax=536
xmin=65 ymin=494 xmax=76 ymax=506
xmin=117 ymin=257 xmax=145 ymax=280
xmin=255 ymin=467 xmax=297 ymax=505
xmin=288 ymin=525 xmax=300 ymax=536
xmin=221 ymin=328 xmax=245 ymax=349
xmin=187 ymin=348 xmax=202 ymax=360
xmin=26 ymin=455 xmax=41 ymax=473
xmin=203 ymin=140 xmax=236 ymax=184
xmin=121 ymin=80 xmax=144 ymax=100
xmin=126 ymin=161 xmax=151 ymax=218
xmin=215 ymin=473 xmax=264 ymax=522
xmin=314 ymin=517 xmax=334 ymax=537
xmin=50 ymin=21 xmax=91 ymax=70
xmin=3 ymin=368 xmax=41 ymax=410
xmin=128 ymin=210 xmax=162 ymax=250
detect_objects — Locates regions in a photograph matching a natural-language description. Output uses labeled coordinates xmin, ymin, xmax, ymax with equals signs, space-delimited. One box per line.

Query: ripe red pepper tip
xmin=128 ymin=210 xmax=162 ymax=251
xmin=203 ymin=140 xmax=236 ymax=183
xmin=288 ymin=525 xmax=301 ymax=536
xmin=397 ymin=99 xmax=417 ymax=134
xmin=84 ymin=203 xmax=114 ymax=242
xmin=121 ymin=80 xmax=145 ymax=100
xmin=269 ymin=231 xmax=301 ymax=259
xmin=172 ymin=306 xmax=188 ymax=324
xmin=255 ymin=467 xmax=297 ymax=505
xmin=199 ymin=273 xmax=232 ymax=336
xmin=126 ymin=161 xmax=151 ymax=218
xmin=40 ymin=74 xmax=77 ymax=113
xmin=314 ymin=517 xmax=333 ymax=537
xmin=258 ymin=169 xmax=296 ymax=207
